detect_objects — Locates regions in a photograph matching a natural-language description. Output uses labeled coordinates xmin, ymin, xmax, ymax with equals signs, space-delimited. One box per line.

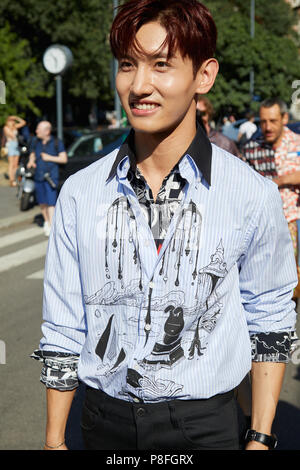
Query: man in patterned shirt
xmin=242 ymin=98 xmax=300 ymax=297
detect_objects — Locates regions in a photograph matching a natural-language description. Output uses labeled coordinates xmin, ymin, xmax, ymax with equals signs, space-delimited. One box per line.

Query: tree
xmin=204 ymin=0 xmax=300 ymax=117
xmin=0 ymin=0 xmax=299 ymax=122
xmin=0 ymin=22 xmax=50 ymax=125
xmin=0 ymin=0 xmax=115 ymax=106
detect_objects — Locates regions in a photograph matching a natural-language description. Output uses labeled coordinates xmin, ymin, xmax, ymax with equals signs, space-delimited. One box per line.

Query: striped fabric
xmin=37 ymin=136 xmax=297 ymax=403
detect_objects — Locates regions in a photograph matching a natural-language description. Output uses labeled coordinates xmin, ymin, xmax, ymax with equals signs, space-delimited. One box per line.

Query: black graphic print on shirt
xmin=85 ymin=188 xmax=228 ymax=401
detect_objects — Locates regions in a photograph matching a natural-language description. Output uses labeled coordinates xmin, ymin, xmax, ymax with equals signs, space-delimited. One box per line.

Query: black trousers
xmin=80 ymin=387 xmax=240 ymax=450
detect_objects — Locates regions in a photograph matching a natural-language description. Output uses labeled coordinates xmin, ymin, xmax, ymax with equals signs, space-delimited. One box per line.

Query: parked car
xmin=58 ymin=127 xmax=131 ymax=189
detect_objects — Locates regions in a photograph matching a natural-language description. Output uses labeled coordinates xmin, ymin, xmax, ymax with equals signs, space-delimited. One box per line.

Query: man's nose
xmin=265 ymin=121 xmax=272 ymax=131
xmin=130 ymin=65 xmax=153 ymax=96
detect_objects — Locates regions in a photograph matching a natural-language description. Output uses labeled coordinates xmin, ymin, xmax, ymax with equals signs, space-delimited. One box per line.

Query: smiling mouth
xmin=130 ymin=102 xmax=160 ymax=111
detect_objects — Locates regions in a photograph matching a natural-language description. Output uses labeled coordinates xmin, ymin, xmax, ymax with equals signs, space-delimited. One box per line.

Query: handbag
xmin=0 ymin=146 xmax=8 ymax=158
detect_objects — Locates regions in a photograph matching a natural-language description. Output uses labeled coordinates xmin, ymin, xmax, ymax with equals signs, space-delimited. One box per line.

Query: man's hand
xmin=27 ymin=159 xmax=36 ymax=169
xmin=27 ymin=152 xmax=36 ymax=169
xmin=245 ymin=441 xmax=269 ymax=450
xmin=273 ymin=170 xmax=300 ymax=187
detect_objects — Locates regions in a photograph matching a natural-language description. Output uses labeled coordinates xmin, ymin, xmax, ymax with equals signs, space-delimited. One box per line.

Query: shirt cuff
xmin=250 ymin=330 xmax=298 ymax=363
xmin=30 ymin=349 xmax=80 ymax=391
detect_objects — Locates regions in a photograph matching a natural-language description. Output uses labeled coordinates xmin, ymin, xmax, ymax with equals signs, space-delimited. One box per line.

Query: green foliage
xmin=204 ymin=0 xmax=300 ymax=116
xmin=0 ymin=22 xmax=50 ymax=125
xmin=0 ymin=0 xmax=299 ymax=120
xmin=0 ymin=0 xmax=115 ymax=106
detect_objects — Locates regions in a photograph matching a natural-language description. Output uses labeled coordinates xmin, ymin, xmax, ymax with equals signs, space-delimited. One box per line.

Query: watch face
xmin=43 ymin=47 xmax=67 ymax=74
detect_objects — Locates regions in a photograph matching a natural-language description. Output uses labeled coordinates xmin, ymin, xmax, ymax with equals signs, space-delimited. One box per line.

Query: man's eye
xmin=119 ymin=61 xmax=133 ymax=70
xmin=155 ymin=61 xmax=169 ymax=69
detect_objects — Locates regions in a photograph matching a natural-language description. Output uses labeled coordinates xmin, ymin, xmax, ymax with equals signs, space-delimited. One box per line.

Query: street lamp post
xmin=250 ymin=0 xmax=255 ymax=99
xmin=43 ymin=45 xmax=73 ymax=141
xmin=113 ymin=0 xmax=122 ymax=126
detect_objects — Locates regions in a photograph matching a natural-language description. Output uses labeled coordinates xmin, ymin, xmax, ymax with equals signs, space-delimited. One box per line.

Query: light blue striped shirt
xmin=38 ymin=131 xmax=297 ymax=402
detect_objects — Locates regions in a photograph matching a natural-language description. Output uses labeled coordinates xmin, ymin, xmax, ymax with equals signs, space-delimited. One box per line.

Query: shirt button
xmin=137 ymin=407 xmax=145 ymax=417
xmin=149 ymin=281 xmax=155 ymax=289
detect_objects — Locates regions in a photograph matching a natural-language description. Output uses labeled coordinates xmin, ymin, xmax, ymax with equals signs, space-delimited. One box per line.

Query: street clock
xmin=43 ymin=44 xmax=73 ymax=75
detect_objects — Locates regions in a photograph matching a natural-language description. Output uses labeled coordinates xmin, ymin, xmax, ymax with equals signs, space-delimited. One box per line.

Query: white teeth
xmin=134 ymin=103 xmax=157 ymax=110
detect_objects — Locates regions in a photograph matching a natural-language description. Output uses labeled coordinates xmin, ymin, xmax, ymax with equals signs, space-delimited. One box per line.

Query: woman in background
xmin=3 ymin=115 xmax=26 ymax=186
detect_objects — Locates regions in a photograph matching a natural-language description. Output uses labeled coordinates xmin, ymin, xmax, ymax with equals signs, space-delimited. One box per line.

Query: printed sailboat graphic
xmin=95 ymin=314 xmax=126 ymax=375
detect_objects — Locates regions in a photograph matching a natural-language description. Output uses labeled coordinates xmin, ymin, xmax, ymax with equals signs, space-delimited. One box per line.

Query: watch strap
xmin=245 ymin=429 xmax=278 ymax=449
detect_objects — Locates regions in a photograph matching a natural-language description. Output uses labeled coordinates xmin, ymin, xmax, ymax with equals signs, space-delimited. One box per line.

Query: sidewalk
xmin=0 ymin=159 xmax=41 ymax=229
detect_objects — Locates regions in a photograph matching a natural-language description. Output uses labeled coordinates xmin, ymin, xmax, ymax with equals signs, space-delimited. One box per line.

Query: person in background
xmin=222 ymin=115 xmax=230 ymax=129
xmin=3 ymin=115 xmax=26 ymax=186
xmin=27 ymin=121 xmax=67 ymax=237
xmin=196 ymin=95 xmax=240 ymax=157
xmin=238 ymin=111 xmax=257 ymax=144
xmin=241 ymin=98 xmax=300 ymax=300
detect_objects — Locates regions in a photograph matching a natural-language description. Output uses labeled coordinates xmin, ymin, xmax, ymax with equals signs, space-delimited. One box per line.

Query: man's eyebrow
xmin=120 ymin=50 xmax=172 ymax=61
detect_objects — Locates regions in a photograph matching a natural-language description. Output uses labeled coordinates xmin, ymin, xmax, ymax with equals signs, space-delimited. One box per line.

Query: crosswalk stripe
xmin=26 ymin=269 xmax=44 ymax=280
xmin=0 ymin=226 xmax=44 ymax=249
xmin=0 ymin=241 xmax=48 ymax=273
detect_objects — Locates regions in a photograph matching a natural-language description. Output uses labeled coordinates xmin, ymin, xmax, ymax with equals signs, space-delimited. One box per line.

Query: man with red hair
xmin=33 ymin=0 xmax=297 ymax=451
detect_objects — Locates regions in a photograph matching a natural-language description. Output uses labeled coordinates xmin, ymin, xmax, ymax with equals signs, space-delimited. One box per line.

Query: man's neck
xmin=272 ymin=127 xmax=286 ymax=150
xmin=42 ymin=135 xmax=51 ymax=145
xmin=134 ymin=112 xmax=197 ymax=179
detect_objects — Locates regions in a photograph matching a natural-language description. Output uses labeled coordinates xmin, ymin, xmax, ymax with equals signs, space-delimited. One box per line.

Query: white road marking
xmin=26 ymin=269 xmax=44 ymax=280
xmin=0 ymin=241 xmax=48 ymax=273
xmin=0 ymin=226 xmax=44 ymax=249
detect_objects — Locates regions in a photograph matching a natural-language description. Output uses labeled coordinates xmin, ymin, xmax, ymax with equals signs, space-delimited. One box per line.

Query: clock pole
xmin=55 ymin=75 xmax=63 ymax=141
xmin=42 ymin=45 xmax=73 ymax=142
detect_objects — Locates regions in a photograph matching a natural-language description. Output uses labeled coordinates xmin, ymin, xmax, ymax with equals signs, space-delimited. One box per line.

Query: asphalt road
xmin=0 ymin=186 xmax=299 ymax=450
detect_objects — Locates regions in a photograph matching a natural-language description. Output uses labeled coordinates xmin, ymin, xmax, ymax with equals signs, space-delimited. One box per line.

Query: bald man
xmin=28 ymin=121 xmax=67 ymax=236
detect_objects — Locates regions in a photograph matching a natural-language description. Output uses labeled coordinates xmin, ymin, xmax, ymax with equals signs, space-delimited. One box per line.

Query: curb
xmin=0 ymin=207 xmax=41 ymax=230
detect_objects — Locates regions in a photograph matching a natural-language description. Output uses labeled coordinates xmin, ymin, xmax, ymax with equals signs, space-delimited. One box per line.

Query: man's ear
xmin=282 ymin=112 xmax=289 ymax=126
xmin=195 ymin=58 xmax=219 ymax=95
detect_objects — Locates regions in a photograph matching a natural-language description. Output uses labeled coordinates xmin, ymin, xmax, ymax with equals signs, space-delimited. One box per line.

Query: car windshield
xmin=67 ymin=130 xmax=128 ymax=158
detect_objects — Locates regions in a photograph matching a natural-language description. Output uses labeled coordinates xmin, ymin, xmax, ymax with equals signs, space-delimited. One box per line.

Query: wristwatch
xmin=245 ymin=429 xmax=278 ymax=449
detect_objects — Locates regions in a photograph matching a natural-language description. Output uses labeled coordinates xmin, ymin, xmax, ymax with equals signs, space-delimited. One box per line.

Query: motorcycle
xmin=15 ymin=138 xmax=36 ymax=211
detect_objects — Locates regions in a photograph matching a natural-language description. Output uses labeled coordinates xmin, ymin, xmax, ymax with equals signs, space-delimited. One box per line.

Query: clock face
xmin=43 ymin=46 xmax=67 ymax=74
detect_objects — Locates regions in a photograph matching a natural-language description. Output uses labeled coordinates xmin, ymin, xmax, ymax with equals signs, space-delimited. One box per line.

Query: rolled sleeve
xmin=239 ymin=180 xmax=297 ymax=339
xmin=31 ymin=349 xmax=80 ymax=390
xmin=39 ymin=178 xmax=87 ymax=355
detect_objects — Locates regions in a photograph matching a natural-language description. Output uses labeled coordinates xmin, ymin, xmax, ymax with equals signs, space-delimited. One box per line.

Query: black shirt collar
xmin=106 ymin=121 xmax=212 ymax=186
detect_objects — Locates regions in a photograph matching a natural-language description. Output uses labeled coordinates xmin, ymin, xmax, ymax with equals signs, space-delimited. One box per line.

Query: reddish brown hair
xmin=110 ymin=0 xmax=217 ymax=75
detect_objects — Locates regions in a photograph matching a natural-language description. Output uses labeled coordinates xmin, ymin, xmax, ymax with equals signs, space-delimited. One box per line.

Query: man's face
xmin=36 ymin=122 xmax=50 ymax=140
xmin=259 ymin=105 xmax=288 ymax=146
xmin=116 ymin=21 xmax=201 ymax=135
